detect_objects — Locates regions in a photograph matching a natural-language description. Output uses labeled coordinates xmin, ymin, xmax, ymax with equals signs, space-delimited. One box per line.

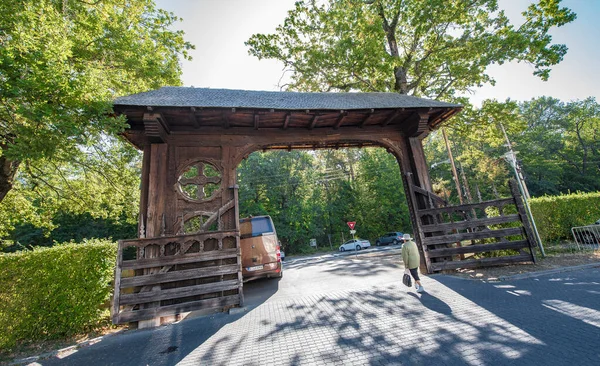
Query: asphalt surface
xmin=32 ymin=250 xmax=600 ymax=366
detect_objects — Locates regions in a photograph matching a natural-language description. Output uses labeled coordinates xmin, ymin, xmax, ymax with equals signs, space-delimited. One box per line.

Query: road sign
xmin=350 ymin=230 xmax=356 ymax=235
xmin=347 ymin=221 xmax=356 ymax=230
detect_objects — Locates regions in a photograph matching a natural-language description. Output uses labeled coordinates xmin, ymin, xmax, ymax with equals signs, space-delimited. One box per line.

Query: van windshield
xmin=240 ymin=216 xmax=275 ymax=238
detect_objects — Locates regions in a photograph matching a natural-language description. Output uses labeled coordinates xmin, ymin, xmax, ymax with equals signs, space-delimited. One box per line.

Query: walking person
xmin=401 ymin=233 xmax=424 ymax=293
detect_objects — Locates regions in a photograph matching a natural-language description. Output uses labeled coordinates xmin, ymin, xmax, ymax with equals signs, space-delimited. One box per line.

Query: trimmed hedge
xmin=0 ymin=239 xmax=117 ymax=351
xmin=529 ymin=191 xmax=600 ymax=242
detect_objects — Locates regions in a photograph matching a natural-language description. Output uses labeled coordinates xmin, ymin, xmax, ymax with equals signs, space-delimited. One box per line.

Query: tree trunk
xmin=0 ymin=154 xmax=20 ymax=203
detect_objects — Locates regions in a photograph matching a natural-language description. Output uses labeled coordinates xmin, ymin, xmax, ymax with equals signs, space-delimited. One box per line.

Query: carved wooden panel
xmin=112 ymin=231 xmax=243 ymax=324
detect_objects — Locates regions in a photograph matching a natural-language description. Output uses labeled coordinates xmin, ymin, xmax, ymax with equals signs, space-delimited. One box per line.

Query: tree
xmin=0 ymin=136 xmax=141 ymax=251
xmin=246 ymin=0 xmax=575 ymax=99
xmin=425 ymin=100 xmax=524 ymax=203
xmin=517 ymin=97 xmax=600 ymax=194
xmin=0 ymin=0 xmax=194 ymax=202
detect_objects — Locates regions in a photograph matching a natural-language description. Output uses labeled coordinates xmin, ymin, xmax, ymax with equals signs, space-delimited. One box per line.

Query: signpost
xmin=347 ymin=222 xmax=356 ymax=238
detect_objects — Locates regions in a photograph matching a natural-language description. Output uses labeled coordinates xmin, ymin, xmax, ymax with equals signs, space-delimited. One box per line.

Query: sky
xmin=156 ymin=0 xmax=600 ymax=105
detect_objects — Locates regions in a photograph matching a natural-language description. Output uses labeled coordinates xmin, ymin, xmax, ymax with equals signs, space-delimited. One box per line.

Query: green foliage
xmin=237 ymin=148 xmax=411 ymax=253
xmin=0 ymin=239 xmax=117 ymax=351
xmin=2 ymin=212 xmax=136 ymax=252
xmin=0 ymin=136 xmax=140 ymax=251
xmin=529 ymin=191 xmax=600 ymax=242
xmin=518 ymin=97 xmax=600 ymax=195
xmin=426 ymin=96 xmax=600 ymax=204
xmin=247 ymin=0 xmax=575 ymax=98
xmin=0 ymin=0 xmax=194 ymax=202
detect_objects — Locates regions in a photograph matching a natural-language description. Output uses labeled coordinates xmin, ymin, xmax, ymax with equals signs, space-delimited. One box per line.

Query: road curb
xmin=497 ymin=262 xmax=600 ymax=281
xmin=9 ymin=330 xmax=127 ymax=365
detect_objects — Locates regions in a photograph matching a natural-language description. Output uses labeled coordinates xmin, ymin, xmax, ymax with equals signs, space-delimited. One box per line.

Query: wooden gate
xmin=407 ymin=179 xmax=537 ymax=273
xmin=112 ymin=231 xmax=243 ymax=324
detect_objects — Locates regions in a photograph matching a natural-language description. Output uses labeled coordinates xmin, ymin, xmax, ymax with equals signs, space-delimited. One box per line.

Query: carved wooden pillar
xmin=221 ymin=146 xmax=238 ymax=231
xmin=387 ymin=137 xmax=431 ymax=273
xmin=146 ymin=143 xmax=168 ymax=238
xmin=408 ymin=137 xmax=433 ymax=193
xmin=138 ymin=144 xmax=151 ymax=238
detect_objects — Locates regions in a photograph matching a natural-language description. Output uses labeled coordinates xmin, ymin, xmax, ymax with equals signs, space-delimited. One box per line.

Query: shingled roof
xmin=113 ymin=87 xmax=460 ymax=110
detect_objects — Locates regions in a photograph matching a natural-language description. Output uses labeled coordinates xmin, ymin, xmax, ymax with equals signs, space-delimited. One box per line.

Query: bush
xmin=529 ymin=191 xmax=600 ymax=242
xmin=0 ymin=239 xmax=117 ymax=351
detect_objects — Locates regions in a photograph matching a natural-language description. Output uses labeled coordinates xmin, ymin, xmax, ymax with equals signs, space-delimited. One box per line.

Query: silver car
xmin=339 ymin=239 xmax=371 ymax=252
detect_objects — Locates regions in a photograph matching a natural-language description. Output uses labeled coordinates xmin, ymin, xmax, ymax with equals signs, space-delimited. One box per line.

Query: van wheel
xmin=375 ymin=241 xmax=380 ymax=246
xmin=340 ymin=247 xmax=345 ymax=252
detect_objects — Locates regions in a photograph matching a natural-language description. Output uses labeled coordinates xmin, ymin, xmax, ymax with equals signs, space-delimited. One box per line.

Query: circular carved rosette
xmin=177 ymin=160 xmax=222 ymax=202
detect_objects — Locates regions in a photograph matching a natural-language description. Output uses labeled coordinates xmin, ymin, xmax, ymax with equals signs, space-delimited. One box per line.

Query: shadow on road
xmin=40 ymin=263 xmax=600 ymax=366
xmin=407 ymin=291 xmax=453 ymax=316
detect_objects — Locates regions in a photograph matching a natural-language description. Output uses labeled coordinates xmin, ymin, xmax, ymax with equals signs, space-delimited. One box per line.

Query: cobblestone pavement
xmin=38 ymin=262 xmax=600 ymax=366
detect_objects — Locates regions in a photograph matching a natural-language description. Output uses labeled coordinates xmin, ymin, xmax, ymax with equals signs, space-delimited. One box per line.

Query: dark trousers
xmin=409 ymin=267 xmax=420 ymax=281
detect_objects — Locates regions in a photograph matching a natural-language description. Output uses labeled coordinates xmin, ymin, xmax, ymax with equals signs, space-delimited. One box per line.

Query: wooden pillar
xmin=221 ymin=146 xmax=238 ymax=231
xmin=146 ymin=143 xmax=168 ymax=238
xmin=408 ymin=137 xmax=433 ymax=193
xmin=138 ymin=142 xmax=168 ymax=329
xmin=138 ymin=145 xmax=151 ymax=238
xmin=388 ymin=137 xmax=431 ymax=273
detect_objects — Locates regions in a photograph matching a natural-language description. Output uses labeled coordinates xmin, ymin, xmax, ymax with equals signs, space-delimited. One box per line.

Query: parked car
xmin=375 ymin=232 xmax=404 ymax=246
xmin=240 ymin=215 xmax=283 ymax=281
xmin=339 ymin=239 xmax=371 ymax=252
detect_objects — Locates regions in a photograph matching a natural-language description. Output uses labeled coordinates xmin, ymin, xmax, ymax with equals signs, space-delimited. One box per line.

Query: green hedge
xmin=529 ymin=191 xmax=600 ymax=243
xmin=0 ymin=239 xmax=117 ymax=351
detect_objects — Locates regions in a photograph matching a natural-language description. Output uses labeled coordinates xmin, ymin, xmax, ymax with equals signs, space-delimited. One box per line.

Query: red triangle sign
xmin=347 ymin=221 xmax=356 ymax=230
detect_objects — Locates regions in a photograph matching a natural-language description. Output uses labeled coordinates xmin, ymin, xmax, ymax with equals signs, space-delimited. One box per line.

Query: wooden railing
xmin=112 ymin=230 xmax=242 ymax=324
xmin=407 ymin=179 xmax=536 ymax=273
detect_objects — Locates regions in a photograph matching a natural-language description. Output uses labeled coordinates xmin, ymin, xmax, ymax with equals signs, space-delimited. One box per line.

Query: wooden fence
xmin=112 ymin=230 xmax=243 ymax=324
xmin=407 ymin=179 xmax=537 ymax=273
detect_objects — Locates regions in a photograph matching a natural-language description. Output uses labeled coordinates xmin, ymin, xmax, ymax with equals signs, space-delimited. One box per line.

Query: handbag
xmin=402 ymin=268 xmax=412 ymax=287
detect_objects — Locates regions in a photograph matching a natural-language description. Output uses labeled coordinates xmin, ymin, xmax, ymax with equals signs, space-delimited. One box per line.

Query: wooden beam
xmin=116 ymin=295 xmax=240 ymax=324
xmin=119 ymin=279 xmax=240 ymax=305
xmin=421 ymin=214 xmax=521 ymax=233
xmin=408 ymin=137 xmax=433 ymax=192
xmin=415 ymin=111 xmax=430 ymax=137
xmin=121 ymin=248 xmax=239 ymax=270
xmin=309 ymin=115 xmax=319 ymax=129
xmin=254 ymin=114 xmax=259 ymax=130
xmin=190 ymin=107 xmax=200 ymax=129
xmin=120 ymin=264 xmax=240 ymax=288
xmin=422 ymin=227 xmax=524 ymax=246
xmin=417 ymin=198 xmax=515 ymax=216
xmin=334 ymin=111 xmax=347 ymax=129
xmin=430 ymin=253 xmax=533 ymax=272
xmin=222 ymin=111 xmax=230 ymax=129
xmin=146 ymin=143 xmax=168 ymax=237
xmin=381 ymin=109 xmax=402 ymax=127
xmin=359 ymin=109 xmax=375 ymax=128
xmin=427 ymin=240 xmax=529 ymax=258
xmin=143 ymin=113 xmax=169 ymax=142
xmin=282 ymin=112 xmax=291 ymax=129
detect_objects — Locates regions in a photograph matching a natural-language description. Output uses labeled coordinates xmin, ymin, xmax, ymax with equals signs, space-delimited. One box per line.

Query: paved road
xmin=38 ymin=253 xmax=600 ymax=366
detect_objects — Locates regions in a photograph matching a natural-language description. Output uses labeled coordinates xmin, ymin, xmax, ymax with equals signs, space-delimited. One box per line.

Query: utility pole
xmin=442 ymin=128 xmax=465 ymax=204
xmin=458 ymin=161 xmax=474 ymax=203
xmin=499 ymin=122 xmax=545 ymax=256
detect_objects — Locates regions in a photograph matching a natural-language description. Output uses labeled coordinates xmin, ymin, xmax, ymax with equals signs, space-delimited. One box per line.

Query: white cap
xmin=403 ymin=233 xmax=412 ymax=240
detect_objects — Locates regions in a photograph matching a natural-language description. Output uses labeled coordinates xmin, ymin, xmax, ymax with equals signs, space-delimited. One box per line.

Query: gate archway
xmin=111 ymin=87 xmax=536 ymax=326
